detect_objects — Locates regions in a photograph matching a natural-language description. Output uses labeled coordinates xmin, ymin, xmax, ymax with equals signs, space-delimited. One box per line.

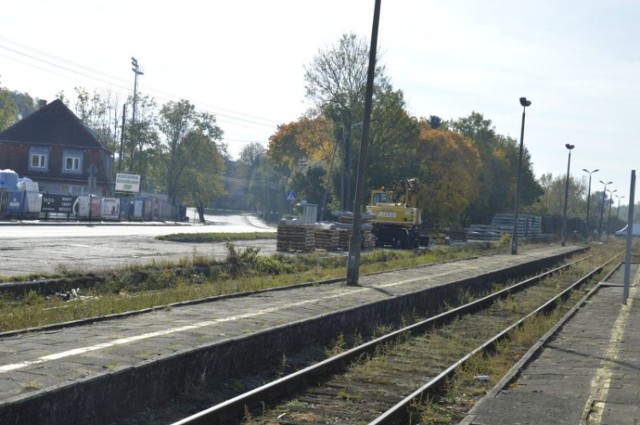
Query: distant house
xmin=0 ymin=99 xmax=114 ymax=195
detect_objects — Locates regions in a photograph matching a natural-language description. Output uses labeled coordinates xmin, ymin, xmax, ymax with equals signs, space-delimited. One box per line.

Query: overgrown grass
xmin=156 ymin=232 xmax=276 ymax=243
xmin=0 ymin=242 xmax=510 ymax=332
xmin=412 ymin=242 xmax=623 ymax=424
xmin=112 ymin=242 xmax=620 ymax=425
xmin=413 ymin=310 xmax=570 ymax=424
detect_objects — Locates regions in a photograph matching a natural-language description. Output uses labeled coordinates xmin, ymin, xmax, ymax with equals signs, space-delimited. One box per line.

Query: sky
xmin=2 ymin=0 xmax=639 ymax=205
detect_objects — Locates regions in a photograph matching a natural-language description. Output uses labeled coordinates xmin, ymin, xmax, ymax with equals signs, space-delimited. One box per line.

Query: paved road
xmin=0 ymin=214 xmax=277 ymax=278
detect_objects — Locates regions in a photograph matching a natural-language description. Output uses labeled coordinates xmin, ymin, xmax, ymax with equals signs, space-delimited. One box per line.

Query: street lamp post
xmin=131 ymin=57 xmax=144 ymax=126
xmin=561 ymin=144 xmax=575 ymax=246
xmin=598 ymin=180 xmax=613 ymax=238
xmin=129 ymin=57 xmax=144 ymax=174
xmin=606 ymin=188 xmax=617 ymax=238
xmin=582 ymin=168 xmax=599 ymax=242
xmin=511 ymin=96 xmax=531 ymax=255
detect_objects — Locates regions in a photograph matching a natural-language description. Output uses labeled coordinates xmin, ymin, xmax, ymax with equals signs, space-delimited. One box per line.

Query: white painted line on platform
xmin=0 ymin=263 xmax=468 ymax=374
xmin=581 ymin=282 xmax=638 ymax=424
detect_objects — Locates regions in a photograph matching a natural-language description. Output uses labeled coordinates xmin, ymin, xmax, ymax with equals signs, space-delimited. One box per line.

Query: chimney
xmin=38 ymin=99 xmax=47 ymax=109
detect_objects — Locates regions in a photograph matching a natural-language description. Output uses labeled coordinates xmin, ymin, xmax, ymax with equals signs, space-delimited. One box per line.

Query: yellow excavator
xmin=365 ymin=178 xmax=426 ymax=248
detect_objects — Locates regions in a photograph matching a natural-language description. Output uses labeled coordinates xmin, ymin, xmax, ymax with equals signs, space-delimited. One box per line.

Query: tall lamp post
xmin=606 ymin=188 xmax=617 ymax=238
xmin=582 ymin=168 xmax=599 ymax=242
xmin=131 ymin=57 xmax=144 ymax=126
xmin=129 ymin=57 xmax=144 ymax=174
xmin=598 ymin=180 xmax=613 ymax=238
xmin=511 ymin=96 xmax=532 ymax=255
xmin=561 ymin=144 xmax=575 ymax=246
xmin=616 ymin=194 xmax=625 ymax=220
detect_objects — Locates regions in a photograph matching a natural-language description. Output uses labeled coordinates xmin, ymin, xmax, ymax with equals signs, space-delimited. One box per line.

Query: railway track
xmin=171 ymin=252 xmax=617 ymax=425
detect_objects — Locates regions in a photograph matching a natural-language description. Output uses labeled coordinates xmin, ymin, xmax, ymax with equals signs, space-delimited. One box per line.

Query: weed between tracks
xmin=412 ymin=245 xmax=621 ymax=424
xmin=1 ymin=241 xmax=507 ymax=332
xmin=239 ymin=243 xmax=621 ymax=424
xmin=102 ymin=242 xmax=618 ymax=425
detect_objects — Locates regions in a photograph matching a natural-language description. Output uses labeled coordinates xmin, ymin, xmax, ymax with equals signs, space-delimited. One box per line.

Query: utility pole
xmin=623 ymin=171 xmax=635 ymax=303
xmin=118 ymin=104 xmax=127 ymax=173
xmin=346 ymin=0 xmax=381 ymax=286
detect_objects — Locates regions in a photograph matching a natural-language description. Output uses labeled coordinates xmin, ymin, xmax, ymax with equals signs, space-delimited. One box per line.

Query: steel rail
xmin=171 ymin=254 xmax=597 ymax=425
xmin=370 ymin=254 xmax=618 ymax=425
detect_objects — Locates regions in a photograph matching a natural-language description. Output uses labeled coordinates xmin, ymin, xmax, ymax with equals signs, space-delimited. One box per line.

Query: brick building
xmin=0 ymin=99 xmax=114 ymax=195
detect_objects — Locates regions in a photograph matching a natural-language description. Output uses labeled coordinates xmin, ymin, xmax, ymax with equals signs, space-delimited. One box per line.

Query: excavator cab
xmin=366 ymin=178 xmax=424 ymax=248
xmin=371 ymin=190 xmax=390 ymax=205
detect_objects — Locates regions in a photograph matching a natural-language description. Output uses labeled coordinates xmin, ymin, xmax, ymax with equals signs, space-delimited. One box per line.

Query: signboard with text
xmin=41 ymin=194 xmax=77 ymax=213
xmin=101 ymin=197 xmax=120 ymax=220
xmin=7 ymin=191 xmax=24 ymax=214
xmin=115 ymin=173 xmax=141 ymax=193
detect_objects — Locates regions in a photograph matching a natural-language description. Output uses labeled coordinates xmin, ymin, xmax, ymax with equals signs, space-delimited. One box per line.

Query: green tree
xmin=426 ymin=115 xmax=442 ymax=129
xmin=366 ymin=88 xmax=420 ymax=191
xmin=157 ymin=100 xmax=224 ymax=222
xmin=123 ymin=94 xmax=160 ymax=181
xmin=450 ymin=112 xmax=543 ymax=224
xmin=0 ymin=77 xmax=18 ymax=131
xmin=71 ymin=87 xmax=123 ymax=153
xmin=8 ymin=90 xmax=37 ymax=120
xmin=239 ymin=142 xmax=284 ymax=218
xmin=178 ymin=130 xmax=225 ymax=223
xmin=536 ymin=173 xmax=586 ymax=217
xmin=304 ymin=32 xmax=389 ymax=210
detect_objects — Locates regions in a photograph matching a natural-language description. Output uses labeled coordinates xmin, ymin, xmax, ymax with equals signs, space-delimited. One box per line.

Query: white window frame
xmin=31 ymin=153 xmax=47 ymax=169
xmin=64 ymin=156 xmax=81 ymax=172
xmin=62 ymin=149 xmax=83 ymax=174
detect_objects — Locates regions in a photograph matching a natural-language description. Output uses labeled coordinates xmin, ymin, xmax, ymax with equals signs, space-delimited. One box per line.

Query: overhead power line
xmin=0 ymin=36 xmax=286 ymax=130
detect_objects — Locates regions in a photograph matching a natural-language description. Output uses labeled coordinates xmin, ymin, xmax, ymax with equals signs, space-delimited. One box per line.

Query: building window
xmin=31 ymin=154 xmax=47 ymax=168
xmin=62 ymin=149 xmax=83 ymax=174
xmin=65 ymin=156 xmax=80 ymax=171
xmin=28 ymin=147 xmax=49 ymax=171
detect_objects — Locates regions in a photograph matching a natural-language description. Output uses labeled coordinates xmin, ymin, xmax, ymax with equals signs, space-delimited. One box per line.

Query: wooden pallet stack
xmin=335 ymin=228 xmax=375 ymax=250
xmin=337 ymin=228 xmax=350 ymax=250
xmin=334 ymin=211 xmax=376 ymax=250
xmin=362 ymin=230 xmax=376 ymax=250
xmin=314 ymin=227 xmax=339 ymax=251
xmin=276 ymin=223 xmax=316 ymax=252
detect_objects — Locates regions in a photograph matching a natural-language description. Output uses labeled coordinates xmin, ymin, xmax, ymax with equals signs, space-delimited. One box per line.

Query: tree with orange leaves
xmin=413 ymin=120 xmax=481 ymax=228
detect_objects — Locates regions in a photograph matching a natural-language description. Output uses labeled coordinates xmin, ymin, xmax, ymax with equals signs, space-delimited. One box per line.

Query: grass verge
xmin=0 ymin=241 xmax=510 ymax=332
xmin=156 ymin=232 xmax=276 ymax=243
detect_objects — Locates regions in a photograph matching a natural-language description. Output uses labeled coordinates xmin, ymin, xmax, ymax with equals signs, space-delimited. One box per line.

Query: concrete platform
xmin=462 ymin=261 xmax=640 ymax=425
xmin=0 ymin=245 xmax=581 ymax=425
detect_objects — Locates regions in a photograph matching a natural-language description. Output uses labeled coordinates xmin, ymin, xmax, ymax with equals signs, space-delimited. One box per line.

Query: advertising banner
xmin=90 ymin=196 xmax=102 ymax=218
xmin=41 ymin=194 xmax=77 ymax=213
xmin=101 ymin=197 xmax=120 ymax=220
xmin=133 ymin=200 xmax=143 ymax=218
xmin=7 ymin=191 xmax=24 ymax=214
xmin=115 ymin=173 xmax=141 ymax=193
